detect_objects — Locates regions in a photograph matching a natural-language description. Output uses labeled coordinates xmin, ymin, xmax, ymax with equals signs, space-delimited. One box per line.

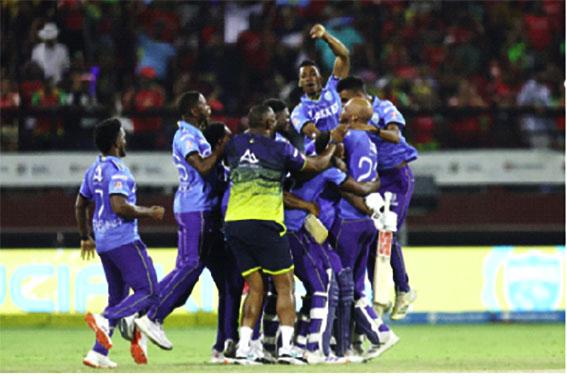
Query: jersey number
xmin=93 ymin=166 xmax=103 ymax=182
xmin=173 ymin=155 xmax=189 ymax=182
xmin=357 ymin=157 xmax=377 ymax=182
xmin=94 ymin=189 xmax=104 ymax=218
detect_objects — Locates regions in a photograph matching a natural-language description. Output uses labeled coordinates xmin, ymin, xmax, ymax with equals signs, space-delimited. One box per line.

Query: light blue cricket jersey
xmin=79 ymin=155 xmax=140 ymax=253
xmin=172 ymin=120 xmax=219 ymax=214
xmin=285 ymin=167 xmax=347 ymax=232
xmin=369 ymin=96 xmax=418 ymax=171
xmin=291 ymin=75 xmax=342 ymax=141
xmin=337 ymin=130 xmax=378 ymax=219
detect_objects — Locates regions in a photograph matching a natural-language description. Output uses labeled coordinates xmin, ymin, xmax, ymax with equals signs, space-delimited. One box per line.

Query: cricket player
xmin=291 ymin=23 xmax=350 ymax=141
xmin=134 ymin=91 xmax=230 ymax=350
xmin=223 ymin=104 xmax=337 ymax=365
xmin=330 ymin=98 xmax=399 ymax=358
xmin=76 ymin=118 xmax=164 ymax=368
xmin=337 ymin=76 xmax=418 ymax=319
xmin=284 ymin=150 xmax=381 ymax=363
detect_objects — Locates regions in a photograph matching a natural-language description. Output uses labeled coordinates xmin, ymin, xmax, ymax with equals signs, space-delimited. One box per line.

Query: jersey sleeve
xmin=79 ymin=169 xmax=93 ymax=200
xmin=291 ymin=104 xmax=311 ymax=134
xmin=177 ymin=132 xmax=200 ymax=158
xmin=304 ymin=139 xmax=316 ymax=156
xmin=109 ymin=173 xmax=132 ymax=197
xmin=379 ymin=100 xmax=406 ymax=128
xmin=283 ymin=142 xmax=306 ymax=172
xmin=325 ymin=75 xmax=340 ymax=92
xmin=323 ymin=167 xmax=348 ymax=187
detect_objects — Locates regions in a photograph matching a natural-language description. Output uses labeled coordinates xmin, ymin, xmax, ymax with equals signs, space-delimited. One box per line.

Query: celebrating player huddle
xmin=75 ymin=24 xmax=418 ymax=368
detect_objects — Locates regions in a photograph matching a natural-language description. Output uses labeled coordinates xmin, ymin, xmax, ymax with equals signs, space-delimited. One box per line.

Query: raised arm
xmin=110 ymin=195 xmax=165 ymax=221
xmin=310 ymin=24 xmax=350 ymax=79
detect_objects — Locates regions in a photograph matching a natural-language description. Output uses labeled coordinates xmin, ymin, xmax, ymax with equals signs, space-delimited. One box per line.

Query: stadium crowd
xmin=1 ymin=0 xmax=564 ymax=151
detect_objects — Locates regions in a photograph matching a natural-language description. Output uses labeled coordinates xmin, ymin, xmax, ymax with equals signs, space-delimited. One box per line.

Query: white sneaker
xmin=130 ymin=327 xmax=148 ymax=365
xmin=391 ymin=289 xmax=417 ymax=320
xmin=83 ymin=350 xmax=117 ymax=369
xmin=118 ymin=314 xmax=137 ymax=341
xmin=278 ymin=346 xmax=307 ymax=365
xmin=324 ymin=353 xmax=348 ymax=364
xmin=304 ymin=350 xmax=325 ymax=364
xmin=344 ymin=350 xmax=364 ymax=363
xmin=84 ymin=313 xmax=112 ymax=350
xmin=364 ymin=331 xmax=400 ymax=362
xmin=209 ymin=348 xmax=225 ymax=364
xmin=233 ymin=347 xmax=262 ymax=365
xmin=134 ymin=315 xmax=173 ymax=350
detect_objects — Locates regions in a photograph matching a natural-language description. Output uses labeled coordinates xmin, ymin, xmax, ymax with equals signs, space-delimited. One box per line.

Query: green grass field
xmin=0 ymin=323 xmax=564 ymax=372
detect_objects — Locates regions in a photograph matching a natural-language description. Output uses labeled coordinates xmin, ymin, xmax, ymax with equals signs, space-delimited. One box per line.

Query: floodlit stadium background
xmin=0 ymin=1 xmax=564 ymax=325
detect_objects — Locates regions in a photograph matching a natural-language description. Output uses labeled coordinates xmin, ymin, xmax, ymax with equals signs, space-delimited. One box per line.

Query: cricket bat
xmin=372 ymin=191 xmax=396 ymax=314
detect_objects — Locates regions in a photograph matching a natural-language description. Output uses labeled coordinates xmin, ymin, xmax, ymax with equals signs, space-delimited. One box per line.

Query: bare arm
xmin=75 ymin=194 xmax=96 ymax=260
xmin=186 ymin=137 xmax=228 ymax=176
xmin=340 ymin=191 xmax=373 ymax=216
xmin=310 ymin=24 xmax=350 ymax=79
xmin=302 ymin=143 xmax=336 ymax=173
xmin=110 ymin=194 xmax=165 ymax=221
xmin=301 ymin=122 xmax=321 ymax=139
xmin=379 ymin=123 xmax=401 ymax=144
xmin=348 ymin=122 xmax=400 ymax=144
xmin=284 ymin=191 xmax=320 ymax=217
xmin=339 ymin=175 xmax=380 ymax=196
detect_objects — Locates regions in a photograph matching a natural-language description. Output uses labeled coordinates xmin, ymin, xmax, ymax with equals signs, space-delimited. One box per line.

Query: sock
xmin=238 ymin=326 xmax=253 ymax=352
xmin=280 ymin=325 xmax=294 ymax=349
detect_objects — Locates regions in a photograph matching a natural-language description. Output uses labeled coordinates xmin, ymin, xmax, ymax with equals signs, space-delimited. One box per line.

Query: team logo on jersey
xmin=240 ymin=149 xmax=259 ymax=164
xmin=114 ymin=180 xmax=123 ymax=190
xmin=371 ymin=113 xmax=380 ymax=124
xmin=324 ymin=91 xmax=333 ymax=101
xmin=185 ymin=140 xmax=193 ymax=150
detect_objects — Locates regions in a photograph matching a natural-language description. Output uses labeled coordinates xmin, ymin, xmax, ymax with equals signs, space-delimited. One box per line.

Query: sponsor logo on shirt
xmin=240 ymin=149 xmax=259 ymax=164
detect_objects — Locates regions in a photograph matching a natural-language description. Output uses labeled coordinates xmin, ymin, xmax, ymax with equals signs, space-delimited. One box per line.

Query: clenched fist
xmin=310 ymin=24 xmax=326 ymax=39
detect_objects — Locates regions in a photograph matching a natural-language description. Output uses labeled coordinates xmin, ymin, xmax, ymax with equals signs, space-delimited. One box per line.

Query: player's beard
xmin=119 ymin=146 xmax=126 ymax=157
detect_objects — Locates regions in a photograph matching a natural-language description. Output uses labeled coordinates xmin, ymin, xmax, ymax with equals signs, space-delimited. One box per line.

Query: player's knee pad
xmin=322 ymin=273 xmax=339 ymax=356
xmin=353 ymin=297 xmax=380 ymax=345
xmin=337 ymin=267 xmax=354 ymax=302
xmin=335 ymin=268 xmax=354 ymax=356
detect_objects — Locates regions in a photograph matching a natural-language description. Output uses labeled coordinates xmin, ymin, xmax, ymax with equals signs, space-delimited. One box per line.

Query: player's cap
xmin=38 ymin=23 xmax=59 ymax=40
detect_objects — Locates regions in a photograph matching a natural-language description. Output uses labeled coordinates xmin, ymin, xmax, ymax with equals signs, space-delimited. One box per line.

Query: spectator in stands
xmin=30 ymin=79 xmax=67 ymax=149
xmin=136 ymin=20 xmax=176 ymax=82
xmin=517 ymin=68 xmax=556 ymax=149
xmin=31 ymin=23 xmax=70 ymax=84
xmin=64 ymin=71 xmax=100 ymax=149
xmin=0 ymin=77 xmax=21 ymax=151
xmin=121 ymin=67 xmax=166 ymax=150
xmin=447 ymin=79 xmax=489 ymax=148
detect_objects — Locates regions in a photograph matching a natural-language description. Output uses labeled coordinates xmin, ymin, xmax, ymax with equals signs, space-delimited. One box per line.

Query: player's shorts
xmin=225 ymin=220 xmax=294 ymax=277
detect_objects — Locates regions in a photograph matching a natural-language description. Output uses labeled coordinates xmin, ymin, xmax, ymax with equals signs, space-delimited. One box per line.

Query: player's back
xmin=79 ymin=155 xmax=140 ymax=252
xmin=338 ymin=130 xmax=377 ymax=219
xmin=224 ymin=132 xmax=305 ymax=227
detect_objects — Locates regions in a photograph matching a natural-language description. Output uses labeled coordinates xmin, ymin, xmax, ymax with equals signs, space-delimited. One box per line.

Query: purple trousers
xmin=99 ymin=239 xmax=159 ymax=322
xmin=148 ymin=211 xmax=241 ymax=352
xmin=330 ymin=217 xmax=377 ymax=300
xmin=368 ymin=164 xmax=415 ymax=292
